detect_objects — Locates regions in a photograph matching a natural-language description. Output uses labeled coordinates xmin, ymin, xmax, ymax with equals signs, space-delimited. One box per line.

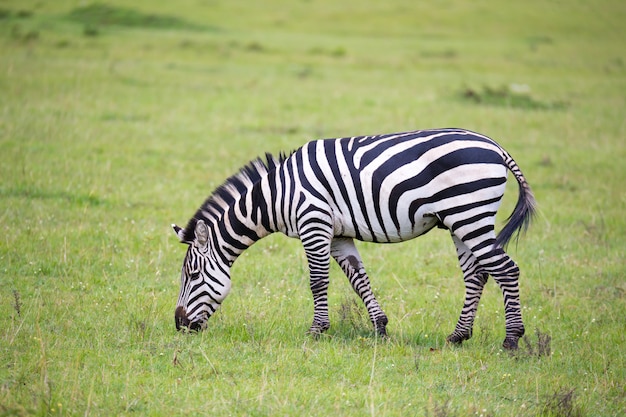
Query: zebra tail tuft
xmin=495 ymin=172 xmax=537 ymax=249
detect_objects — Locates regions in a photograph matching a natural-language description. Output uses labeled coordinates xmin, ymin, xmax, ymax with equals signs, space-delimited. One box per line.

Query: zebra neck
xmin=213 ymin=174 xmax=280 ymax=264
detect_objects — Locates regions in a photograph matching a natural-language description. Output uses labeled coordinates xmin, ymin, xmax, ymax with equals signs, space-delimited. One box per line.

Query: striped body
xmin=173 ymin=128 xmax=536 ymax=349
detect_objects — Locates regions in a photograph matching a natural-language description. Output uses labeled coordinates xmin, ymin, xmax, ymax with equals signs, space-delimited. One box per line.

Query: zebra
xmin=172 ymin=128 xmax=536 ymax=349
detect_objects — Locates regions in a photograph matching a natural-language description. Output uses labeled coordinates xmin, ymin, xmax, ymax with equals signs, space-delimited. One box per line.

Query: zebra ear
xmin=172 ymin=224 xmax=191 ymax=245
xmin=194 ymin=219 xmax=210 ymax=247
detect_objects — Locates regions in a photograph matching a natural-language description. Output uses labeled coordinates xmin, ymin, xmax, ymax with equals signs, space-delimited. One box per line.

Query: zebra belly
xmin=333 ymin=208 xmax=440 ymax=243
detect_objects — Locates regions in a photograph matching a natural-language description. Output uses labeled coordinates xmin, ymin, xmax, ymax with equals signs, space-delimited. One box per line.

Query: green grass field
xmin=1 ymin=1 xmax=625 ymax=415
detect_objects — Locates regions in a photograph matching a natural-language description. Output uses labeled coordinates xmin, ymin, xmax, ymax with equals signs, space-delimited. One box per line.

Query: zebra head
xmin=171 ymin=219 xmax=232 ymax=331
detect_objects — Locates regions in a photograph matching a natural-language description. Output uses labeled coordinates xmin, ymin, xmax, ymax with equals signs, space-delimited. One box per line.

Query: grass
xmin=65 ymin=3 xmax=208 ymax=31
xmin=1 ymin=0 xmax=625 ymax=415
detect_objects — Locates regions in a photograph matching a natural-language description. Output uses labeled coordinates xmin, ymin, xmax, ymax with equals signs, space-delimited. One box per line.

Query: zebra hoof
xmin=502 ymin=336 xmax=520 ymax=350
xmin=446 ymin=331 xmax=471 ymax=345
xmin=307 ymin=322 xmax=330 ymax=337
xmin=375 ymin=316 xmax=388 ymax=338
xmin=376 ymin=326 xmax=388 ymax=338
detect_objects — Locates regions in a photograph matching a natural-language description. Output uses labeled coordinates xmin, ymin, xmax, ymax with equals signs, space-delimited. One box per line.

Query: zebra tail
xmin=495 ymin=156 xmax=537 ymax=249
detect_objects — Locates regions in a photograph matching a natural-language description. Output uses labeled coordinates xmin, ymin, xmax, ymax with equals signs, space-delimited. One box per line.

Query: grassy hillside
xmin=1 ymin=1 xmax=624 ymax=415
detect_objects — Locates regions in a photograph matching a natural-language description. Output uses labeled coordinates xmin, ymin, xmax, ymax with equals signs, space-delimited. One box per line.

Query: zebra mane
xmin=181 ymin=152 xmax=290 ymax=243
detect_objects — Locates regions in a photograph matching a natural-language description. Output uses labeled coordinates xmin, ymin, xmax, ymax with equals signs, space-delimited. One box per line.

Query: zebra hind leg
xmin=447 ymin=234 xmax=489 ymax=345
xmin=447 ymin=221 xmax=525 ymax=350
xmin=446 ymin=272 xmax=489 ymax=345
xmin=471 ymin=244 xmax=525 ymax=349
xmin=478 ymin=247 xmax=525 ymax=349
xmin=331 ymin=238 xmax=388 ymax=337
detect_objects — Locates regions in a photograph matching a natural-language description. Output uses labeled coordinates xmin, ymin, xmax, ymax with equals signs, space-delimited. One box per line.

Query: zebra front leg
xmin=447 ymin=235 xmax=489 ymax=345
xmin=308 ymin=271 xmax=331 ymax=335
xmin=300 ymin=227 xmax=333 ymax=335
xmin=331 ymin=238 xmax=388 ymax=337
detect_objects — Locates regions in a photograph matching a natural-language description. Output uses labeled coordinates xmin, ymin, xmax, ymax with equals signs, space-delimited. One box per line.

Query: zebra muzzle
xmin=175 ymin=306 xmax=190 ymax=331
xmin=175 ymin=306 xmax=204 ymax=331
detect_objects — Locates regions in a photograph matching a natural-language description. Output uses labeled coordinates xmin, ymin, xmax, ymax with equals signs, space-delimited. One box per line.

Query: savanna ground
xmin=1 ymin=1 xmax=625 ymax=416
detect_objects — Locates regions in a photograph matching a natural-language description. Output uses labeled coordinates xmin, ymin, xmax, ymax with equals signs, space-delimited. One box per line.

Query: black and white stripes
xmin=172 ymin=128 xmax=536 ymax=349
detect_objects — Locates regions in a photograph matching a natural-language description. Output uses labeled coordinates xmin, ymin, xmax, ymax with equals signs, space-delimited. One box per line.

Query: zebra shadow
xmin=326 ymin=297 xmax=450 ymax=348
